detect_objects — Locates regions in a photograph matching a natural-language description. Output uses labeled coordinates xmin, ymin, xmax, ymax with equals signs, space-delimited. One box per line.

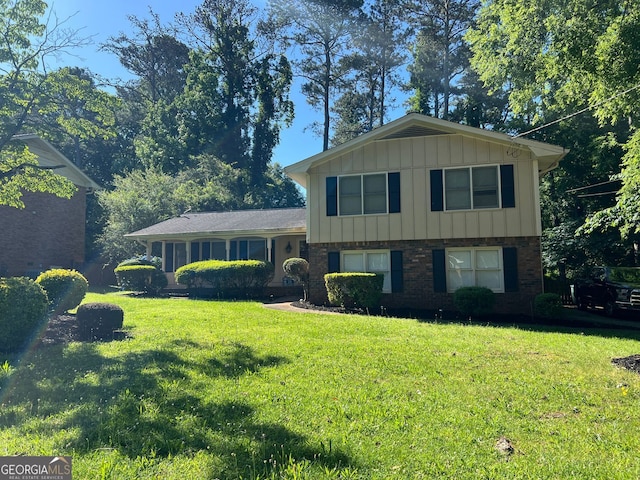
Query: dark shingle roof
xmin=125 ymin=208 xmax=306 ymax=239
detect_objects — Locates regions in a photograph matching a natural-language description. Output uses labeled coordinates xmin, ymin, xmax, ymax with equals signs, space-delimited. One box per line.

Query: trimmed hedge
xmin=534 ymin=293 xmax=564 ymax=319
xmin=0 ymin=277 xmax=49 ymax=352
xmin=324 ymin=272 xmax=384 ymax=310
xmin=453 ymin=286 xmax=495 ymax=318
xmin=175 ymin=260 xmax=275 ymax=299
xmin=114 ymin=256 xmax=167 ymax=295
xmin=77 ymin=302 xmax=124 ymax=340
xmin=35 ymin=269 xmax=88 ymax=314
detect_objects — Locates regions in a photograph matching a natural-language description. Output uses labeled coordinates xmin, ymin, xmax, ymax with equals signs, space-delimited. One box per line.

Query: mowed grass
xmin=1 ymin=293 xmax=640 ymax=479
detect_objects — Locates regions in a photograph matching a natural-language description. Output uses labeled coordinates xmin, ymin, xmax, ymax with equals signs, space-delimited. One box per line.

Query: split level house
xmin=127 ymin=113 xmax=567 ymax=314
xmin=0 ymin=134 xmax=100 ymax=278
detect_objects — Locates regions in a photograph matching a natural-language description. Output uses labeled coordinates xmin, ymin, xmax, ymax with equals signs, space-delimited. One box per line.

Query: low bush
xmin=0 ymin=277 xmax=49 ymax=352
xmin=77 ymin=302 xmax=124 ymax=340
xmin=324 ymin=273 xmax=384 ymax=310
xmin=453 ymin=286 xmax=495 ymax=318
xmin=175 ymin=260 xmax=275 ymax=299
xmin=114 ymin=256 xmax=167 ymax=295
xmin=35 ymin=269 xmax=88 ymax=314
xmin=534 ymin=293 xmax=564 ymax=319
xmin=282 ymin=257 xmax=309 ymax=300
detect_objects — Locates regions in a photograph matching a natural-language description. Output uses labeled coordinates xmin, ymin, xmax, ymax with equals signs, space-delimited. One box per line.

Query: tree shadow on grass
xmin=0 ymin=342 xmax=355 ymax=478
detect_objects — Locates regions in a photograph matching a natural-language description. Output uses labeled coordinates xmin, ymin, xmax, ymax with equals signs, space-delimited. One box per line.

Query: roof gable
xmin=284 ymin=113 xmax=568 ymax=188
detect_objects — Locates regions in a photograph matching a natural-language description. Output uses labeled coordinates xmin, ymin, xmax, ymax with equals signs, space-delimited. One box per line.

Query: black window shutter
xmin=390 ymin=250 xmax=403 ymax=293
xmin=433 ymin=249 xmax=447 ymax=292
xmin=430 ymin=170 xmax=444 ymax=211
xmin=271 ymin=239 xmax=276 ymax=265
xmin=388 ymin=172 xmax=401 ymax=213
xmin=503 ymin=247 xmax=518 ymax=292
xmin=328 ymin=252 xmax=340 ymax=273
xmin=165 ymin=243 xmax=174 ymax=273
xmin=191 ymin=242 xmax=200 ymax=262
xmin=500 ymin=164 xmax=516 ymax=208
xmin=326 ymin=176 xmax=338 ymax=216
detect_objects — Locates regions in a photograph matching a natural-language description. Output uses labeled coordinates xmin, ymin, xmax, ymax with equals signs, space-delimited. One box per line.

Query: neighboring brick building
xmin=0 ymin=135 xmax=99 ymax=278
xmin=285 ymin=114 xmax=568 ymax=315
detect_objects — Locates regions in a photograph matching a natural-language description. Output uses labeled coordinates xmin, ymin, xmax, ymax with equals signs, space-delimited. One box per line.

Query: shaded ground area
xmin=612 ymin=355 xmax=640 ymax=375
xmin=39 ymin=314 xmax=127 ymax=347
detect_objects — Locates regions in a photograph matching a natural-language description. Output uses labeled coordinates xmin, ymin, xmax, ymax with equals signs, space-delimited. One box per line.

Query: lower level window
xmin=446 ymin=247 xmax=503 ymax=292
xmin=342 ymin=250 xmax=391 ymax=292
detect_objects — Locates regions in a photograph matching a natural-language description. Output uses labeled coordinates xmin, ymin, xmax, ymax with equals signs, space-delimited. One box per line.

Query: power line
xmin=515 ymin=83 xmax=640 ymax=139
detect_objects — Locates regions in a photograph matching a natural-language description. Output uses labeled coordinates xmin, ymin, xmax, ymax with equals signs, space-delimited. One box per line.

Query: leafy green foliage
xmin=283 ymin=257 xmax=309 ymax=300
xmin=0 ymin=277 xmax=48 ymax=352
xmin=114 ymin=263 xmax=168 ymax=296
xmin=175 ymin=260 xmax=275 ymax=299
xmin=453 ymin=286 xmax=495 ymax=318
xmin=35 ymin=269 xmax=88 ymax=314
xmin=76 ymin=302 xmax=124 ymax=340
xmin=324 ymin=272 xmax=383 ymax=309
xmin=533 ymin=293 xmax=564 ymax=319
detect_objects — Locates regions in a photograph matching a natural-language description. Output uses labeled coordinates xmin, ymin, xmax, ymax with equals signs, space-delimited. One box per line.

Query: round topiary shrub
xmin=35 ymin=269 xmax=88 ymax=314
xmin=534 ymin=293 xmax=564 ymax=319
xmin=283 ymin=257 xmax=309 ymax=300
xmin=0 ymin=277 xmax=49 ymax=352
xmin=114 ymin=256 xmax=167 ymax=295
xmin=453 ymin=286 xmax=495 ymax=318
xmin=76 ymin=302 xmax=124 ymax=341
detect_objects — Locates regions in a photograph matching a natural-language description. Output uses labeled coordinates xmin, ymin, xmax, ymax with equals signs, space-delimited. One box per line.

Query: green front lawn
xmin=1 ymin=293 xmax=640 ymax=479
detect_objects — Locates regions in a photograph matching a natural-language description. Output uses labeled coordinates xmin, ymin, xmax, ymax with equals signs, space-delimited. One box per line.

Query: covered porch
xmin=124 ymin=208 xmax=308 ymax=290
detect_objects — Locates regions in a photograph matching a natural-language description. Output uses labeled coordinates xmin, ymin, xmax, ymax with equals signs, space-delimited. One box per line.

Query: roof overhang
xmin=11 ymin=133 xmax=100 ymax=191
xmin=284 ymin=113 xmax=568 ymax=188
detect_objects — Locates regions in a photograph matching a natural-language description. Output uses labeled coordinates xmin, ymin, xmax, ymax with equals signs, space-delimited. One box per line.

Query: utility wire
xmin=514 ymin=82 xmax=640 ymax=139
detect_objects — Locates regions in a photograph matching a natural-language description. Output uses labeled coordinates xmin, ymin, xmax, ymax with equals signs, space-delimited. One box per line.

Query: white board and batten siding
xmin=308 ymin=134 xmax=541 ymax=244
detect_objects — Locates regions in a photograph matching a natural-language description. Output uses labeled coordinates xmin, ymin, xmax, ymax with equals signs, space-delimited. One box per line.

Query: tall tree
xmin=0 ymin=0 xmax=93 ymax=206
xmin=267 ymin=0 xmax=363 ymax=151
xmin=406 ymin=0 xmax=479 ymax=119
xmin=467 ymin=0 xmax=640 ymax=252
xmin=178 ymin=0 xmax=294 ymax=186
xmin=331 ymin=0 xmax=409 ymax=145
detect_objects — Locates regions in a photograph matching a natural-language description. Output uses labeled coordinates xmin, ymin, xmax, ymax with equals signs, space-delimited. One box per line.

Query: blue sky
xmin=48 ymin=0 xmax=327 ymax=167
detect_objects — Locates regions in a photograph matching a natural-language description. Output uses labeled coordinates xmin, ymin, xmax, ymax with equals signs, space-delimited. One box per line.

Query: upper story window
xmin=326 ymin=172 xmax=401 ymax=217
xmin=445 ymin=166 xmax=499 ymax=210
xmin=430 ymin=164 xmax=515 ymax=212
xmin=339 ymin=173 xmax=387 ymax=216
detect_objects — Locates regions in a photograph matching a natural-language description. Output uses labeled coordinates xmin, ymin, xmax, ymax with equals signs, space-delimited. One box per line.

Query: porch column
xmin=161 ymin=241 xmax=166 ymax=271
xmin=145 ymin=242 xmax=152 ymax=258
xmin=225 ymin=239 xmax=231 ymax=261
xmin=186 ymin=240 xmax=191 ymax=264
xmin=266 ymin=236 xmax=273 ymax=263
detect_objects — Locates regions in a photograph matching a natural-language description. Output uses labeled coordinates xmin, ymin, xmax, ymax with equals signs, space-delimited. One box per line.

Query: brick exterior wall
xmin=308 ymin=237 xmax=543 ymax=315
xmin=0 ymin=188 xmax=87 ymax=277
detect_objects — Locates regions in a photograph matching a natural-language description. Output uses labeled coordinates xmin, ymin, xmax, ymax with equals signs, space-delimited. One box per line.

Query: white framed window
xmin=338 ymin=173 xmax=387 ymax=216
xmin=446 ymin=247 xmax=503 ymax=293
xmin=341 ymin=250 xmax=391 ymax=292
xmin=444 ymin=166 xmax=500 ymax=210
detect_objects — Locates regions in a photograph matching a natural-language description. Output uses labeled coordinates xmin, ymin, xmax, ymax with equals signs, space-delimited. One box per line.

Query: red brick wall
xmin=308 ymin=237 xmax=543 ymax=315
xmin=0 ymin=188 xmax=87 ymax=277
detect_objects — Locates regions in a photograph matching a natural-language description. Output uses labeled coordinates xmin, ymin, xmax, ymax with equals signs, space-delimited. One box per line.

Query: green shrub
xmin=77 ymin=302 xmax=124 ymax=340
xmin=453 ymin=286 xmax=495 ymax=318
xmin=35 ymin=269 xmax=88 ymax=314
xmin=324 ymin=273 xmax=384 ymax=310
xmin=0 ymin=277 xmax=49 ymax=352
xmin=114 ymin=257 xmax=167 ymax=295
xmin=534 ymin=293 xmax=564 ymax=319
xmin=283 ymin=257 xmax=309 ymax=300
xmin=175 ymin=260 xmax=275 ymax=299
